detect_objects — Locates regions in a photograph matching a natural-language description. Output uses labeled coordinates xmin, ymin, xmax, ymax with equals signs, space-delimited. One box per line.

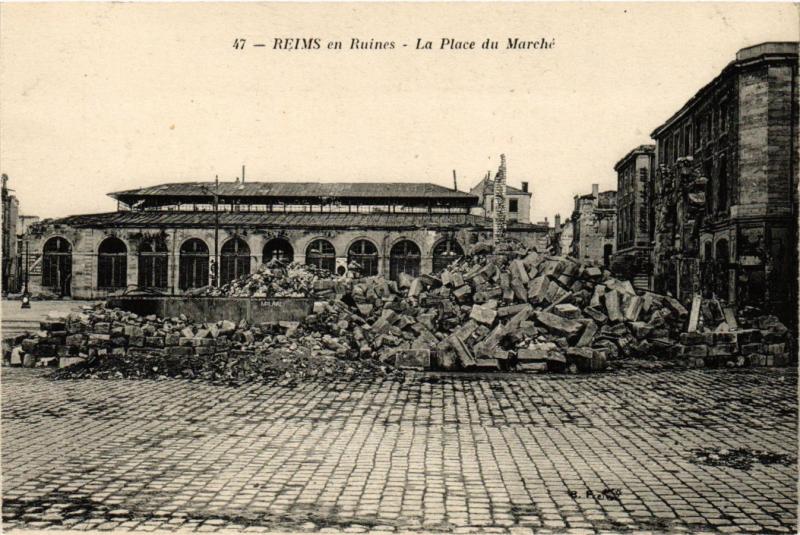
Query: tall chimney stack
xmin=592 ymin=183 xmax=599 ymax=198
xmin=555 ymin=214 xmax=561 ymax=229
xmin=452 ymin=170 xmax=458 ymax=191
xmin=242 ymin=165 xmax=246 ymax=183
xmin=521 ymin=181 xmax=529 ymax=193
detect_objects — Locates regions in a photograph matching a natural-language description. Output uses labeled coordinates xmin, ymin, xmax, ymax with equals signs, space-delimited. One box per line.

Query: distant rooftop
xmin=614 ymin=145 xmax=655 ymax=172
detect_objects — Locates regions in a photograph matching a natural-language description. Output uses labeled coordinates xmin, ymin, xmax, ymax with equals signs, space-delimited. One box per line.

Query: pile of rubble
xmin=675 ymin=297 xmax=792 ymax=368
xmin=190 ymin=261 xmax=337 ymax=298
xmin=3 ymin=244 xmax=794 ymax=381
xmin=4 ymin=306 xmax=401 ymax=384
xmin=344 ymin=250 xmax=692 ymax=372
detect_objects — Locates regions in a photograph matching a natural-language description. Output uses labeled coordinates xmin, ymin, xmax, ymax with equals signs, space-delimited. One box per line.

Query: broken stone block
xmin=509 ymin=259 xmax=530 ymax=284
xmin=663 ymin=296 xmax=688 ymax=317
xmin=408 ymin=278 xmax=424 ymax=298
xmin=584 ymin=266 xmax=602 ymax=278
xmin=566 ymin=348 xmax=602 ymax=372
xmin=453 ymin=285 xmax=472 ymax=302
xmin=627 ymin=321 xmax=652 ymax=340
xmin=534 ymin=311 xmax=583 ymax=339
xmin=473 ymin=358 xmax=501 ymax=370
xmin=448 ymin=335 xmax=476 ymax=367
xmin=738 ymin=343 xmax=760 ymax=356
xmin=517 ymin=361 xmax=548 ymax=373
xmin=517 ymin=342 xmax=559 ymax=362
xmin=576 ymin=321 xmax=598 ymax=347
xmin=58 ymin=356 xmax=86 ymax=369
xmin=469 ymin=304 xmax=497 ymax=326
xmin=604 ymin=290 xmax=623 ymax=323
xmin=679 ymin=332 xmax=706 ymax=345
xmin=527 ymin=276 xmax=550 ymax=305
xmin=356 ymin=303 xmax=374 ymax=317
xmin=553 ymin=303 xmax=581 ymax=320
xmin=395 ymin=349 xmax=431 ymax=370
xmin=624 ymin=296 xmax=643 ymax=322
xmin=584 ymin=307 xmax=608 ymax=325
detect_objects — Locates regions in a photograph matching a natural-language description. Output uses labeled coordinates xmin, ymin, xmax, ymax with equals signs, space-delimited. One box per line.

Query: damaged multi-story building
xmin=611 ymin=145 xmax=656 ymax=290
xmin=570 ymin=184 xmax=617 ymax=266
xmin=650 ymin=42 xmax=798 ymax=326
xmin=22 ymin=165 xmax=551 ymax=298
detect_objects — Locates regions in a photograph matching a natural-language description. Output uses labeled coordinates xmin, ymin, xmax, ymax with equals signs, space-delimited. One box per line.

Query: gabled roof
xmin=110 ymin=181 xmax=478 ymax=204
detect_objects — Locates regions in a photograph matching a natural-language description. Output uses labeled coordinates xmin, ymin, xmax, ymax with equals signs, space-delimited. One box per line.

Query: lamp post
xmin=199 ymin=179 xmax=220 ymax=287
xmin=21 ymin=239 xmax=30 ymax=308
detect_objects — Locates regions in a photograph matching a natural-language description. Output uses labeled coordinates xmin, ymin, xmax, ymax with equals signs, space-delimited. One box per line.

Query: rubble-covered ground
xmin=3 ymin=241 xmax=794 ymax=383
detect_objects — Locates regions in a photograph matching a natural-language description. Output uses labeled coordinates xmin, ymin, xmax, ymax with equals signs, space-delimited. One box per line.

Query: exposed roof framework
xmin=110 ymin=181 xmax=479 ymax=209
xmin=40 ymin=210 xmax=549 ymax=232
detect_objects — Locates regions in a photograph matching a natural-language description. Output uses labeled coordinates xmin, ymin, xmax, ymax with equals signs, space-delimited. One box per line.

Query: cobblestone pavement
xmin=2 ymin=366 xmax=797 ymax=534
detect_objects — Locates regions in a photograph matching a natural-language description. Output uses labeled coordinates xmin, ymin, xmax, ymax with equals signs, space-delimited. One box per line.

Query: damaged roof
xmin=110 ymin=181 xmax=478 ymax=203
xmin=41 ymin=210 xmax=549 ymax=232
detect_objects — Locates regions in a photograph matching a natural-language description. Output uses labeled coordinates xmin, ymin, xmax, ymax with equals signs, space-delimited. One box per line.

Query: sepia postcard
xmin=0 ymin=2 xmax=797 ymax=534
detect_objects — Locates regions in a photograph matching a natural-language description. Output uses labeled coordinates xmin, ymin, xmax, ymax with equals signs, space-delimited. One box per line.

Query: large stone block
xmin=534 ymin=311 xmax=583 ymax=338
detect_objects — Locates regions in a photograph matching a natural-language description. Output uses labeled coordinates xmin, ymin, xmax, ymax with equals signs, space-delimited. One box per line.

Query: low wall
xmin=106 ymin=296 xmax=315 ymax=324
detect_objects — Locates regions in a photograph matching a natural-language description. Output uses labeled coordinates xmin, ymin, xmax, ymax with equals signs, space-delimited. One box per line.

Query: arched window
xmin=389 ymin=240 xmax=421 ymax=281
xmin=262 ymin=238 xmax=293 ymax=264
xmin=138 ymin=238 xmax=168 ymax=289
xmin=432 ymin=239 xmax=464 ymax=273
xmin=179 ymin=239 xmax=209 ymax=290
xmin=97 ymin=237 xmax=127 ymax=289
xmin=306 ymin=239 xmax=336 ymax=273
xmin=42 ymin=237 xmax=72 ymax=296
xmin=220 ymin=237 xmax=251 ymax=285
xmin=347 ymin=239 xmax=379 ymax=277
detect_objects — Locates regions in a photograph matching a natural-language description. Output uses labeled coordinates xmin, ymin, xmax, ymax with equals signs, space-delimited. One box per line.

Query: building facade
xmin=650 ymin=42 xmax=798 ymax=326
xmin=557 ymin=219 xmax=573 ymax=257
xmin=570 ymin=184 xmax=617 ymax=266
xmin=611 ymin=145 xmax=655 ymax=290
xmin=2 ymin=174 xmax=20 ymax=294
xmin=25 ymin=180 xmax=550 ymax=298
xmin=469 ymin=176 xmax=532 ymax=223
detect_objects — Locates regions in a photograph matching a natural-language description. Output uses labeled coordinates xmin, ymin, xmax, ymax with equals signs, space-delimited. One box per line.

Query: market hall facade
xmin=25 ymin=180 xmax=550 ymax=299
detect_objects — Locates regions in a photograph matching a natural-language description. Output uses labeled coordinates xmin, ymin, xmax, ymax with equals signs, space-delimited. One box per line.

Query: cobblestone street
xmin=2 ymin=366 xmax=797 ymax=533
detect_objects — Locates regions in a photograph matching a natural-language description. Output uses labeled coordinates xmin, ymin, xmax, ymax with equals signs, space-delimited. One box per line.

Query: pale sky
xmin=1 ymin=2 xmax=797 ymax=224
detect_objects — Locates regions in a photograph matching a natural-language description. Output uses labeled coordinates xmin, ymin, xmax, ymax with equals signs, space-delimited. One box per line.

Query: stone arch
xmin=220 ymin=236 xmax=251 ymax=285
xmin=431 ymin=237 xmax=464 ymax=273
xmin=306 ymin=238 xmax=336 ymax=273
xmin=262 ymin=238 xmax=294 ymax=264
xmin=347 ymin=238 xmax=380 ymax=277
xmin=41 ymin=236 xmax=73 ymax=296
xmin=97 ymin=236 xmax=128 ymax=289
xmin=138 ymin=236 xmax=169 ymax=289
xmin=179 ymin=238 xmax=210 ymax=290
xmin=389 ymin=239 xmax=421 ymax=281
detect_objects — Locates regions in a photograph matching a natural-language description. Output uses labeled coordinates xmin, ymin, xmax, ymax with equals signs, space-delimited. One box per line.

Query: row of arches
xmin=40 ymin=235 xmax=465 ymax=293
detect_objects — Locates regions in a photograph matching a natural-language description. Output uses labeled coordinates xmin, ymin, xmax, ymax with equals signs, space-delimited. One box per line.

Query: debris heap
xmin=3 ymin=243 xmax=794 ymax=381
xmin=189 ymin=261 xmax=336 ymax=298
xmin=344 ymin=249 xmax=692 ymax=373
